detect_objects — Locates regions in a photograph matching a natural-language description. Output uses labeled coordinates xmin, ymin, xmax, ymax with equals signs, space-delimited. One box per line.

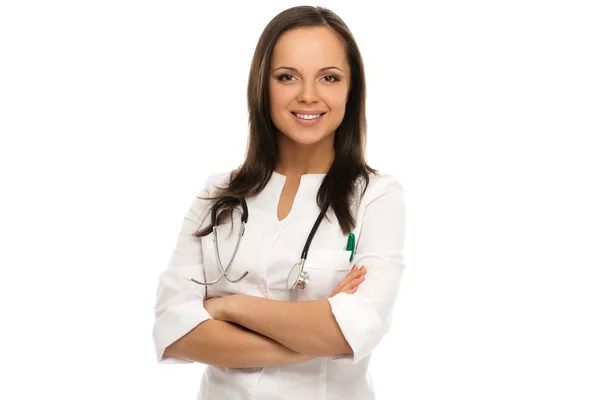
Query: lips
xmin=291 ymin=111 xmax=326 ymax=120
xmin=290 ymin=111 xmax=326 ymax=125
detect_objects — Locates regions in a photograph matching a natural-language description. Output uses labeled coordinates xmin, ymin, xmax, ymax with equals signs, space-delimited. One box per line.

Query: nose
xmin=297 ymin=81 xmax=319 ymax=104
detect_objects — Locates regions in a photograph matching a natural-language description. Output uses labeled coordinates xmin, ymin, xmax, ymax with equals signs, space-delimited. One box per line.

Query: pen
xmin=346 ymin=232 xmax=355 ymax=262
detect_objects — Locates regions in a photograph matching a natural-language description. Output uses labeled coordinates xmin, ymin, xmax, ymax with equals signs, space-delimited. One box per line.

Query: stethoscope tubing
xmin=190 ymin=195 xmax=328 ymax=287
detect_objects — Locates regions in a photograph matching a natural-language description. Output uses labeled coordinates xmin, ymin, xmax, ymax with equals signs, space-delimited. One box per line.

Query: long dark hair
xmin=194 ymin=5 xmax=376 ymax=237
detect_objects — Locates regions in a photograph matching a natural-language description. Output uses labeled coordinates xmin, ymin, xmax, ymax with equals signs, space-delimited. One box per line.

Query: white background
xmin=1 ymin=1 xmax=599 ymax=399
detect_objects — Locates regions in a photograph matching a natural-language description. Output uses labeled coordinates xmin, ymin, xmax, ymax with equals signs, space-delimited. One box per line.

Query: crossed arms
xmin=163 ymin=295 xmax=356 ymax=368
xmin=153 ymin=176 xmax=406 ymax=368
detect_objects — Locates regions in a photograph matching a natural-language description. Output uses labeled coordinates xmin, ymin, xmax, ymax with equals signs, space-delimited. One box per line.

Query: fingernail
xmin=352 ymin=265 xmax=357 ymax=271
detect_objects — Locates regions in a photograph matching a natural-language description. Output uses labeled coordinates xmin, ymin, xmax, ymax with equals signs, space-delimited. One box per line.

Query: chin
xmin=281 ymin=130 xmax=331 ymax=146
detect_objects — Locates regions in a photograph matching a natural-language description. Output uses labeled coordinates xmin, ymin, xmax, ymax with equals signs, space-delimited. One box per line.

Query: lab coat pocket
xmin=297 ymin=249 xmax=353 ymax=300
xmin=305 ymin=249 xmax=353 ymax=271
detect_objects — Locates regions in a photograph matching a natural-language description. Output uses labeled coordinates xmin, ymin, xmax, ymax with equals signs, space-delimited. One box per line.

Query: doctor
xmin=152 ymin=5 xmax=407 ymax=400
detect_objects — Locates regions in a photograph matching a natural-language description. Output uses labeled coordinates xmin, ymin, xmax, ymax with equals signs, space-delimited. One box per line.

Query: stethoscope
xmin=190 ymin=196 xmax=327 ymax=290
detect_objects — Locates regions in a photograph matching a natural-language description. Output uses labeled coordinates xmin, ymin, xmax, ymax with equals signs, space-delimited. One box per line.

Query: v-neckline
xmin=270 ymin=171 xmax=326 ymax=224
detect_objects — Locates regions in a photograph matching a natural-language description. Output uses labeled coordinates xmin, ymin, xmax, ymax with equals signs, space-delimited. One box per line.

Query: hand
xmin=329 ymin=265 xmax=367 ymax=297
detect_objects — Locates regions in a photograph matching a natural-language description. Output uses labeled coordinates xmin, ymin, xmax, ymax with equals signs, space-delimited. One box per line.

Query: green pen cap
xmin=346 ymin=232 xmax=356 ymax=261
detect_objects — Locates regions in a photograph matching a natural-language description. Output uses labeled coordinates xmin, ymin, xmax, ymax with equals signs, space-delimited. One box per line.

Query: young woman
xmin=153 ymin=6 xmax=407 ymax=399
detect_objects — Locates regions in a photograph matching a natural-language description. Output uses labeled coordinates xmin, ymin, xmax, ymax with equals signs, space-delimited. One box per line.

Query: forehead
xmin=270 ymin=27 xmax=348 ymax=70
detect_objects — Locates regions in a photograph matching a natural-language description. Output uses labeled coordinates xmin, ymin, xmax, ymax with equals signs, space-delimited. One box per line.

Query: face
xmin=268 ymin=27 xmax=351 ymax=147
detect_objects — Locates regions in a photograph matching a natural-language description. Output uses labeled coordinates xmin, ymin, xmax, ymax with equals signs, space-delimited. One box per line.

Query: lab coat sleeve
xmin=328 ymin=175 xmax=407 ymax=364
xmin=152 ymin=177 xmax=217 ymax=364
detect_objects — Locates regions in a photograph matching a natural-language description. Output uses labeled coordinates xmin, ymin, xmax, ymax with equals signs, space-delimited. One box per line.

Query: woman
xmin=152 ymin=5 xmax=407 ymax=399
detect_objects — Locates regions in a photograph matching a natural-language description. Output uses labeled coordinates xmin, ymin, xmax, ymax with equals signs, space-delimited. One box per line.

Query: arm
xmin=153 ymin=175 xmax=311 ymax=367
xmin=200 ymin=267 xmax=367 ymax=359
xmin=326 ymin=177 xmax=407 ymax=363
xmin=164 ymin=318 xmax=313 ymax=368
xmin=216 ymin=176 xmax=407 ymax=363
xmin=221 ymin=296 xmax=353 ymax=358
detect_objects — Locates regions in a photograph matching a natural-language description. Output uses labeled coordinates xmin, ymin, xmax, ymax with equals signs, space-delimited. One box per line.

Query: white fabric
xmin=152 ymin=170 xmax=407 ymax=400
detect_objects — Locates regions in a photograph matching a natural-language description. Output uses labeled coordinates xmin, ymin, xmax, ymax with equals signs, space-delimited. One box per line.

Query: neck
xmin=274 ymin=133 xmax=334 ymax=177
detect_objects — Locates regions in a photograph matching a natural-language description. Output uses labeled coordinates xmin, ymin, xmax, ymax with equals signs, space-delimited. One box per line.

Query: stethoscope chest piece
xmin=287 ymin=259 xmax=309 ymax=290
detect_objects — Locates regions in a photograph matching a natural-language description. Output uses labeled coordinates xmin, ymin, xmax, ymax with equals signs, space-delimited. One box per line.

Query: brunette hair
xmin=194 ymin=5 xmax=376 ymax=237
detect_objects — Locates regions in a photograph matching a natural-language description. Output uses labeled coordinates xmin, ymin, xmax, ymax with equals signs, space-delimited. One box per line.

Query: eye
xmin=322 ymin=75 xmax=341 ymax=83
xmin=277 ymin=74 xmax=296 ymax=82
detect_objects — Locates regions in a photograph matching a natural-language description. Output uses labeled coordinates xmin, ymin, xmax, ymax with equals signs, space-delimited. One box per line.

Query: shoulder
xmin=359 ymin=170 xmax=405 ymax=205
xmin=198 ymin=169 xmax=237 ymax=197
xmin=188 ymin=170 xmax=236 ymax=224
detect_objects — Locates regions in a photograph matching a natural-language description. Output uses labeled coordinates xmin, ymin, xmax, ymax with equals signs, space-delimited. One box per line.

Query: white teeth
xmin=293 ymin=112 xmax=323 ymax=120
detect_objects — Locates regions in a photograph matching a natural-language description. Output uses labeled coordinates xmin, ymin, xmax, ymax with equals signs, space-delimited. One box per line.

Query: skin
xmin=203 ymin=266 xmax=367 ymax=357
xmin=269 ymin=26 xmax=351 ymax=177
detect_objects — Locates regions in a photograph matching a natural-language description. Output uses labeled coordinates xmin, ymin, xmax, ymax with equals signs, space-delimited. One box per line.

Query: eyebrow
xmin=272 ymin=66 xmax=344 ymax=74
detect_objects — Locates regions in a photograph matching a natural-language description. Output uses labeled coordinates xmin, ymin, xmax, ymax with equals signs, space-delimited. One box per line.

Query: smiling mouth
xmin=291 ymin=112 xmax=326 ymax=120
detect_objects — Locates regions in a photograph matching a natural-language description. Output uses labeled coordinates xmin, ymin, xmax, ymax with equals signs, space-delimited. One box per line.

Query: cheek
xmin=268 ymin=87 xmax=278 ymax=112
xmin=323 ymin=87 xmax=349 ymax=111
xmin=269 ymin=95 xmax=286 ymax=127
xmin=270 ymin=84 xmax=295 ymax=109
xmin=325 ymin=97 xmax=347 ymax=124
xmin=268 ymin=83 xmax=284 ymax=115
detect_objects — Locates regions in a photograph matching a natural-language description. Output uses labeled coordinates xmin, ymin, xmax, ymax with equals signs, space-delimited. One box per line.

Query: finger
xmin=333 ymin=265 xmax=366 ymax=296
xmin=340 ymin=274 xmax=365 ymax=293
xmin=349 ymin=265 xmax=366 ymax=277
xmin=340 ymin=265 xmax=360 ymax=284
xmin=337 ymin=277 xmax=365 ymax=295
xmin=338 ymin=265 xmax=365 ymax=287
xmin=346 ymin=276 xmax=365 ymax=291
xmin=342 ymin=286 xmax=358 ymax=294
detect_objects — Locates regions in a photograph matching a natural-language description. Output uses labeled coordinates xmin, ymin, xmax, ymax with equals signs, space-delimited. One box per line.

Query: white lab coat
xmin=153 ymin=170 xmax=407 ymax=399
